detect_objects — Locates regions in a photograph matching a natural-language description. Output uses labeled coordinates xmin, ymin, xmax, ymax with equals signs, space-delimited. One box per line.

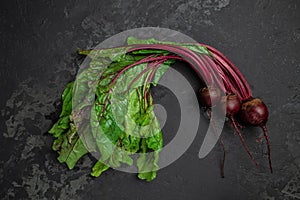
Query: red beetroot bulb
xmin=199 ymin=86 xmax=221 ymax=108
xmin=221 ymin=94 xmax=241 ymax=116
xmin=239 ymin=98 xmax=268 ymax=126
xmin=239 ymin=97 xmax=273 ymax=173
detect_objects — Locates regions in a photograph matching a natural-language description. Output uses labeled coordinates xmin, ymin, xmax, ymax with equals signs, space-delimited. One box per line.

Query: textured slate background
xmin=1 ymin=0 xmax=300 ymax=199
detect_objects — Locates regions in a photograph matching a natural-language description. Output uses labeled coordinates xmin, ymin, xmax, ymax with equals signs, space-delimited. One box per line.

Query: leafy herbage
xmin=49 ymin=41 xmax=173 ymax=181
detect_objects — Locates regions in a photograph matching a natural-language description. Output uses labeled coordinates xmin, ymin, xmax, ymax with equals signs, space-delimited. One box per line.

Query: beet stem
xmin=207 ymin=109 xmax=226 ymax=178
xmin=201 ymin=54 xmax=230 ymax=94
xmin=142 ymin=59 xmax=167 ymax=110
xmin=229 ymin=117 xmax=259 ymax=167
xmin=130 ymin=44 xmax=216 ymax=88
xmin=174 ymin=45 xmax=226 ymax=92
xmin=123 ymin=62 xmax=156 ymax=95
xmin=200 ymin=44 xmax=252 ymax=99
xmin=262 ymin=125 xmax=273 ymax=173
xmin=210 ymin=52 xmax=248 ymax=100
xmin=219 ymin=137 xmax=226 ymax=178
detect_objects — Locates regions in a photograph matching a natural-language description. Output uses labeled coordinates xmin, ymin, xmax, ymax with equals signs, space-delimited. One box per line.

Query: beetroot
xmin=240 ymin=98 xmax=272 ymax=173
xmin=221 ymin=94 xmax=241 ymax=116
xmin=199 ymin=86 xmax=221 ymax=108
xmin=240 ymin=98 xmax=268 ymax=126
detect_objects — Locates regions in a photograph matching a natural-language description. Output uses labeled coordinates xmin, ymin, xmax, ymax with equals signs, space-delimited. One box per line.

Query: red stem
xmin=130 ymin=44 xmax=214 ymax=87
xmin=201 ymin=44 xmax=252 ymax=99
xmin=261 ymin=125 xmax=273 ymax=173
xmin=167 ymin=45 xmax=213 ymax=85
xmin=219 ymin=137 xmax=226 ymax=178
xmin=212 ymin=55 xmax=246 ymax=99
xmin=213 ymin=58 xmax=241 ymax=97
xmin=143 ymin=59 xmax=168 ymax=109
xmin=201 ymin=54 xmax=232 ymax=94
xmin=122 ymin=56 xmax=180 ymax=95
xmin=89 ymin=43 xmax=252 ymax=99
xmin=229 ymin=116 xmax=259 ymax=167
xmin=210 ymin=51 xmax=249 ymax=99
xmin=207 ymin=109 xmax=226 ymax=178
xmin=123 ymin=62 xmax=155 ymax=95
xmin=148 ymin=60 xmax=166 ymax=83
xmin=173 ymin=45 xmax=226 ymax=92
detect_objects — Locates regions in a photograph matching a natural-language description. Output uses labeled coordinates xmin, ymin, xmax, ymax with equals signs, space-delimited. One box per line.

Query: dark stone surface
xmin=0 ymin=0 xmax=299 ymax=199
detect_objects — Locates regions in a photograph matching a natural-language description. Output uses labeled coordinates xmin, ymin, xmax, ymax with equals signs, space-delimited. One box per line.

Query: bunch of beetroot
xmin=126 ymin=39 xmax=272 ymax=177
xmin=198 ymin=45 xmax=272 ymax=177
